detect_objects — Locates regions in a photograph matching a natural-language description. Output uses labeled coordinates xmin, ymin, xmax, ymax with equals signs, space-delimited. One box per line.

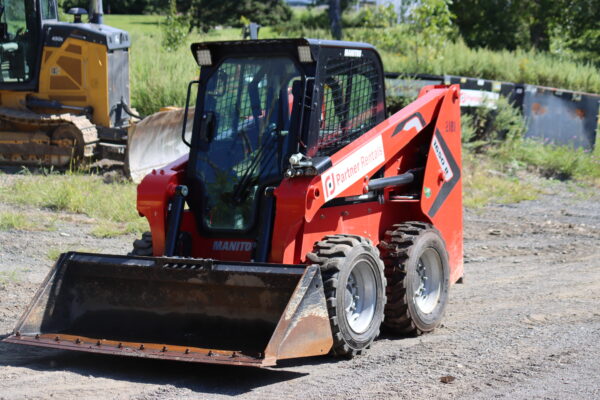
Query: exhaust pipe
xmin=89 ymin=0 xmax=103 ymax=24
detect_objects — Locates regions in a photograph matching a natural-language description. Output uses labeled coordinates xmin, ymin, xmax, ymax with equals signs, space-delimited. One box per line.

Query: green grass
xmin=104 ymin=14 xmax=165 ymax=34
xmin=104 ymin=15 xmax=256 ymax=115
xmin=462 ymin=152 xmax=543 ymax=208
xmin=46 ymin=248 xmax=62 ymax=261
xmin=47 ymin=247 xmax=97 ymax=261
xmin=0 ymin=174 xmax=148 ymax=236
xmin=495 ymin=140 xmax=600 ymax=186
xmin=0 ymin=212 xmax=56 ymax=231
xmin=461 ymin=138 xmax=600 ymax=208
xmin=0 ymin=213 xmax=33 ymax=230
xmin=91 ymin=221 xmax=145 ymax=238
xmin=0 ymin=270 xmax=19 ymax=284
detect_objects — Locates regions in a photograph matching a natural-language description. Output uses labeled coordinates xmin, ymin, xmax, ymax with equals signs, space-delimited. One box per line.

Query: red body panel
xmin=136 ymin=85 xmax=463 ymax=283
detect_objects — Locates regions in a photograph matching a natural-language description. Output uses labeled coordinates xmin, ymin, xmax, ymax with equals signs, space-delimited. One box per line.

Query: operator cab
xmin=0 ymin=0 xmax=56 ymax=83
xmin=186 ymin=39 xmax=386 ymax=254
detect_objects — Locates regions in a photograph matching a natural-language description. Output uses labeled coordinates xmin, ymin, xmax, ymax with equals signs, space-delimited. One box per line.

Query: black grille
xmin=317 ymin=56 xmax=380 ymax=155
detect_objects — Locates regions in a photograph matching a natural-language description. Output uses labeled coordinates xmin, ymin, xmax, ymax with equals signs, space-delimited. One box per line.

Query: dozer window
xmin=0 ymin=0 xmax=38 ymax=83
xmin=196 ymin=57 xmax=302 ymax=231
xmin=40 ymin=0 xmax=57 ymax=20
xmin=317 ymin=56 xmax=380 ymax=156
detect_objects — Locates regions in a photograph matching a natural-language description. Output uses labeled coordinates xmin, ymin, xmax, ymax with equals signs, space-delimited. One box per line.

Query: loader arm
xmin=270 ymin=85 xmax=461 ymax=265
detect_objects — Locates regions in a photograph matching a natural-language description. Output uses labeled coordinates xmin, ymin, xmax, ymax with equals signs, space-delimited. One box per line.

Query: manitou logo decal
xmin=212 ymin=241 xmax=254 ymax=252
xmin=432 ymin=135 xmax=453 ymax=181
xmin=321 ymin=136 xmax=385 ymax=202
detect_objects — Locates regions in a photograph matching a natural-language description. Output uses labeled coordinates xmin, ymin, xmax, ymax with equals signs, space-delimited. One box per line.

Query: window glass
xmin=317 ymin=56 xmax=380 ymax=155
xmin=196 ymin=57 xmax=302 ymax=231
xmin=0 ymin=0 xmax=38 ymax=83
xmin=41 ymin=0 xmax=57 ymax=20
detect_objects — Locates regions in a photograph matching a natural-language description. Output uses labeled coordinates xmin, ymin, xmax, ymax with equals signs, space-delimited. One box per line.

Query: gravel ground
xmin=0 ymin=175 xmax=599 ymax=400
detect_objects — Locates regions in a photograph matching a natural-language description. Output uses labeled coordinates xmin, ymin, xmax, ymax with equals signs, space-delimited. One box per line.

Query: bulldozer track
xmin=0 ymin=107 xmax=98 ymax=166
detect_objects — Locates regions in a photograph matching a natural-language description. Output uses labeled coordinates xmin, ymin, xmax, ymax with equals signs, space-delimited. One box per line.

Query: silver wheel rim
xmin=345 ymin=259 xmax=377 ymax=334
xmin=413 ymin=248 xmax=443 ymax=314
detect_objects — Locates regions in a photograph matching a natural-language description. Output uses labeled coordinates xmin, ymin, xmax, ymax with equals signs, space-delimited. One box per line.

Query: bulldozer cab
xmin=186 ymin=39 xmax=386 ymax=249
xmin=0 ymin=0 xmax=50 ymax=84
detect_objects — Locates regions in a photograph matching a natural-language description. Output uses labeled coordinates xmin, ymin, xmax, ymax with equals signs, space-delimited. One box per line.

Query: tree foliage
xmin=59 ymin=0 xmax=168 ymax=14
xmin=451 ymin=0 xmax=599 ymax=62
xmin=183 ymin=0 xmax=292 ymax=32
xmin=409 ymin=0 xmax=455 ymax=67
xmin=161 ymin=0 xmax=188 ymax=50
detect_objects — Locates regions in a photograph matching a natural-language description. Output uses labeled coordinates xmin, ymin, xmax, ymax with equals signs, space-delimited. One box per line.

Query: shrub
xmin=461 ymin=96 xmax=526 ymax=151
xmin=162 ymin=0 xmax=189 ymax=51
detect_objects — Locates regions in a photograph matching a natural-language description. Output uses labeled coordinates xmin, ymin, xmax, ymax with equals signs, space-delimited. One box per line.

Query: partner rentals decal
xmin=322 ymin=135 xmax=385 ymax=202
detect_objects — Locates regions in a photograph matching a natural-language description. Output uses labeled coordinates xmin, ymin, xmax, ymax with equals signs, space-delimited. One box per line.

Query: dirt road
xmin=1 ymin=177 xmax=599 ymax=400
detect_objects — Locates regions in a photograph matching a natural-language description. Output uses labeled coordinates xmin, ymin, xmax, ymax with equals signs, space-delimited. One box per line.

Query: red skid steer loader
xmin=4 ymin=39 xmax=463 ymax=367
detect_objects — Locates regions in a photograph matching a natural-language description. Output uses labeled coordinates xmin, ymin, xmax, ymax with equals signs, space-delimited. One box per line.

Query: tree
xmin=450 ymin=0 xmax=531 ymax=50
xmin=185 ymin=0 xmax=292 ymax=33
xmin=328 ymin=0 xmax=342 ymax=40
xmin=561 ymin=0 xmax=600 ymax=63
xmin=409 ymin=0 xmax=455 ymax=67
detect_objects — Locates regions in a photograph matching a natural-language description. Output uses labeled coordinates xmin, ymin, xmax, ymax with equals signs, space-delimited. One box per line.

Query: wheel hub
xmin=344 ymin=260 xmax=377 ymax=334
xmin=413 ymin=248 xmax=443 ymax=314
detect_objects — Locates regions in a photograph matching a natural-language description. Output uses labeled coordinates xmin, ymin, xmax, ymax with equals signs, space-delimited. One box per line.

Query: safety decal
xmin=392 ymin=112 xmax=426 ymax=137
xmin=432 ymin=135 xmax=454 ymax=181
xmin=322 ymin=135 xmax=385 ymax=202
xmin=428 ymin=129 xmax=460 ymax=218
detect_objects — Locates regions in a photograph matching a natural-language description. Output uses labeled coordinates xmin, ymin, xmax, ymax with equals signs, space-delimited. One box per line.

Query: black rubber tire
xmin=379 ymin=222 xmax=450 ymax=336
xmin=129 ymin=231 xmax=153 ymax=256
xmin=307 ymin=234 xmax=386 ymax=358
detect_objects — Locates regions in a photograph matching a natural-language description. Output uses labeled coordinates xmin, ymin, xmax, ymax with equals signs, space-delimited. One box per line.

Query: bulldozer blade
xmin=126 ymin=107 xmax=194 ymax=183
xmin=3 ymin=253 xmax=333 ymax=367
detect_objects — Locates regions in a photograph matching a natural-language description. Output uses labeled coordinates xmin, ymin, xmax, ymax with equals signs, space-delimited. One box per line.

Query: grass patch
xmin=47 ymin=247 xmax=98 ymax=261
xmin=46 ymin=248 xmax=62 ymax=261
xmin=0 ymin=173 xmax=147 ymax=236
xmin=0 ymin=212 xmax=55 ymax=231
xmin=91 ymin=220 xmax=148 ymax=238
xmin=0 ymin=213 xmax=33 ymax=230
xmin=494 ymin=140 xmax=600 ymax=186
xmin=104 ymin=14 xmax=165 ymax=34
xmin=462 ymin=152 xmax=543 ymax=208
xmin=0 ymin=270 xmax=19 ymax=284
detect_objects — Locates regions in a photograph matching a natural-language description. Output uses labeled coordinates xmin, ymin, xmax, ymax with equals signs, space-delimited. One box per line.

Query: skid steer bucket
xmin=126 ymin=107 xmax=194 ymax=183
xmin=4 ymin=253 xmax=333 ymax=367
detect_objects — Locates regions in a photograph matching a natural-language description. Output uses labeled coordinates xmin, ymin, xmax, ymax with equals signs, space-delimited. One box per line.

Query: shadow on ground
xmin=0 ymin=336 xmax=314 ymax=396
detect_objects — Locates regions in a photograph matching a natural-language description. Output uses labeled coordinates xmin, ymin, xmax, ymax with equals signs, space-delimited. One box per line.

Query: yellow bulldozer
xmin=0 ymin=0 xmax=187 ymax=177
